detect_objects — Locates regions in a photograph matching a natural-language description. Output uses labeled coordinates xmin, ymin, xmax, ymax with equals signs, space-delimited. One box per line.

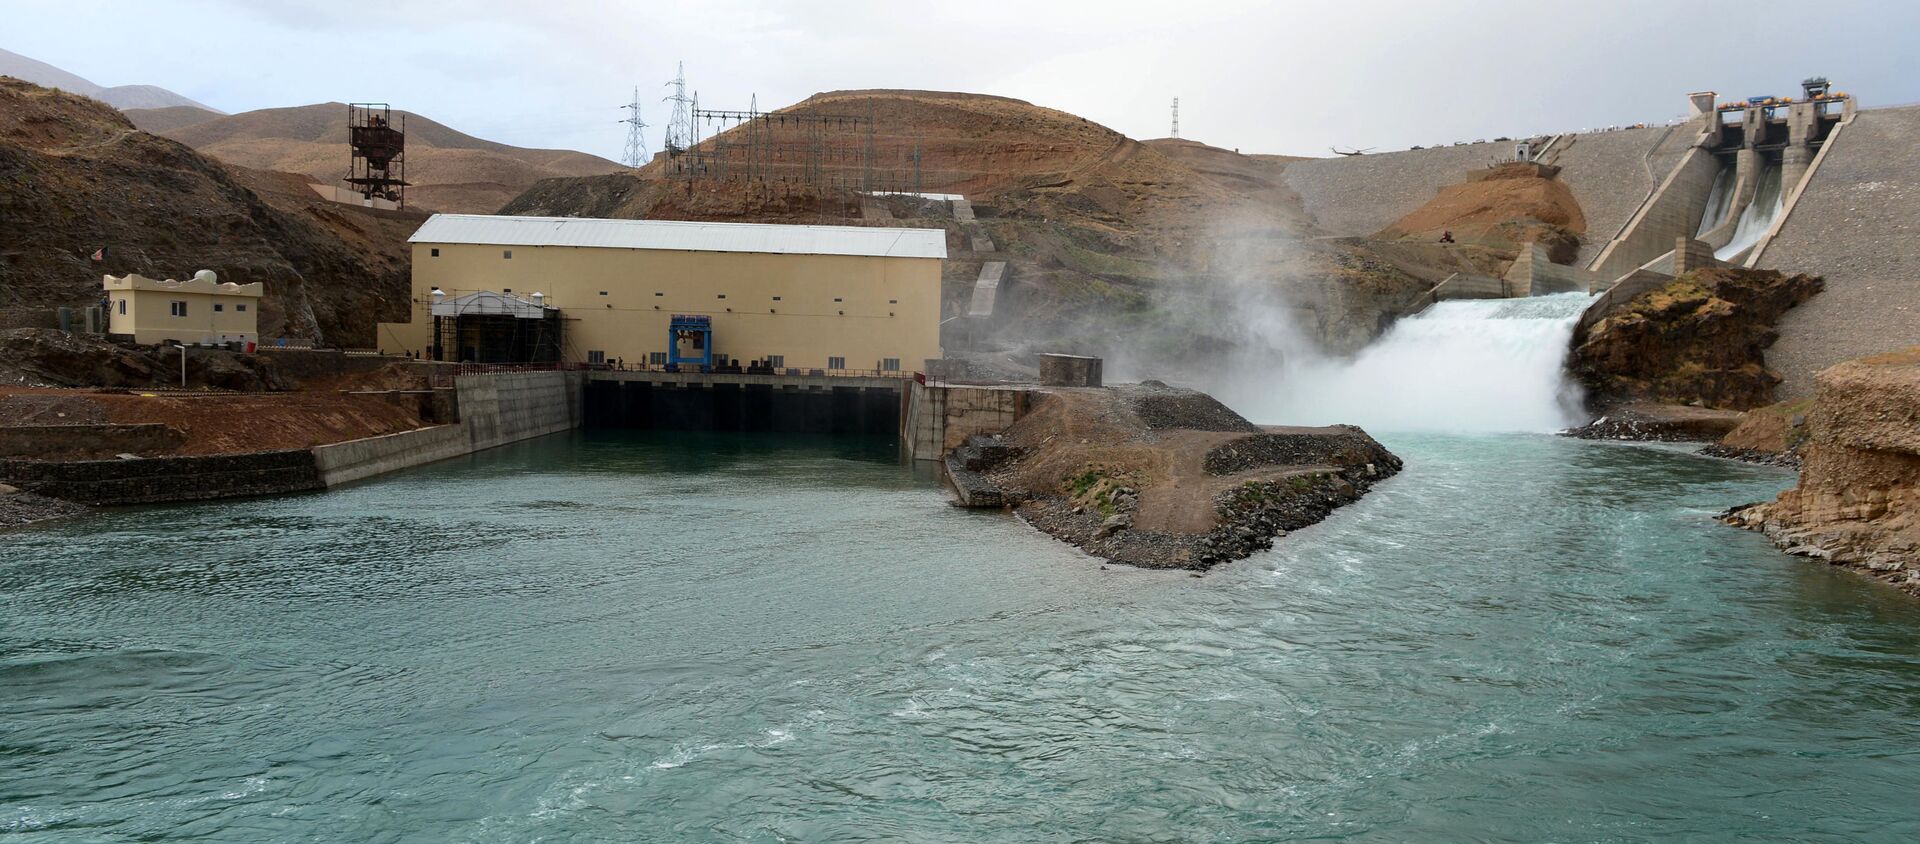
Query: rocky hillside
xmin=1567 ymin=268 xmax=1823 ymax=411
xmin=134 ymin=103 xmax=623 ymax=213
xmin=1378 ymin=162 xmax=1585 ymax=264
xmin=0 ymin=47 xmax=219 ymax=112
xmin=1726 ymin=347 xmax=1920 ymax=594
xmin=504 ymin=89 xmax=1442 ymax=365
xmin=0 ymin=78 xmax=416 ymax=345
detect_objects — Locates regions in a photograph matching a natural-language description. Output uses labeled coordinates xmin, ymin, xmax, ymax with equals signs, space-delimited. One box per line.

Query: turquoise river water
xmin=6 ymin=430 xmax=1920 ymax=842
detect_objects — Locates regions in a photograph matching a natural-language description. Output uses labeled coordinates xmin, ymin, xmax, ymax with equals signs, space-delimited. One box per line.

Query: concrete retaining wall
xmin=0 ymin=371 xmax=587 ymax=503
xmin=1503 ymin=244 xmax=1607 ymax=295
xmin=1590 ymin=144 xmax=1719 ymax=278
xmin=311 ymin=425 xmax=471 ymax=487
xmin=904 ymin=382 xmax=1032 ymax=460
xmin=1432 ymin=273 xmax=1510 ymax=300
xmin=455 ymin=371 xmax=579 ymax=452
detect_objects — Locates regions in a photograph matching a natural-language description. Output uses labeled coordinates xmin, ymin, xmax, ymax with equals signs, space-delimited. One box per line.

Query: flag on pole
xmin=90 ymin=247 xmax=105 ymax=262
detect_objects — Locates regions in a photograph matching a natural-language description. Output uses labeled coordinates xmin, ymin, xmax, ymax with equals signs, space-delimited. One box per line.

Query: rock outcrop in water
xmin=1724 ymin=348 xmax=1920 ymax=593
xmin=949 ymin=383 xmax=1400 ymax=570
xmin=1568 ymin=268 xmax=1823 ymax=412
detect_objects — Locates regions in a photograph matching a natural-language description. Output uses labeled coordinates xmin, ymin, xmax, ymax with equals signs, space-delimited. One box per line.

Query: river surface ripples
xmin=5 ymin=431 xmax=1920 ymax=842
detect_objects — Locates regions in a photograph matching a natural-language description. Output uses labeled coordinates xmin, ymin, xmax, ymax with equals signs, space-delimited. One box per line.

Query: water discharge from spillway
xmin=1715 ymin=163 xmax=1784 ymax=262
xmin=1696 ymin=165 xmax=1736 ymax=236
xmin=1224 ymin=293 xmax=1594 ymax=434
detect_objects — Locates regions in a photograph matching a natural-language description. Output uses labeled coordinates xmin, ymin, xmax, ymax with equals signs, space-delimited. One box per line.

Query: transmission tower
xmin=1171 ymin=97 xmax=1180 ymax=139
xmin=621 ymin=86 xmax=649 ymax=169
xmin=662 ymin=61 xmax=693 ymax=154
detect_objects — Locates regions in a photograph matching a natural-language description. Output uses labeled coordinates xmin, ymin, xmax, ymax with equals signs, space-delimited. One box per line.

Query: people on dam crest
xmin=1440 ymin=230 xmax=1455 ymax=244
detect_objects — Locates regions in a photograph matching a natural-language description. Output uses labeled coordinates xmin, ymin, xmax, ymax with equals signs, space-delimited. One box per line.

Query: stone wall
xmin=0 ymin=450 xmax=322 ymax=505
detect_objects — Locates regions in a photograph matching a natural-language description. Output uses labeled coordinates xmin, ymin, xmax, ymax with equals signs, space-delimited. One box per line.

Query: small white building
xmin=104 ymin=271 xmax=263 ymax=346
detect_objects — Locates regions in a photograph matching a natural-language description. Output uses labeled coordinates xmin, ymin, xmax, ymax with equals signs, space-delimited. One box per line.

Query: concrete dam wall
xmin=1283 ymin=127 xmax=1681 ymax=265
xmin=1759 ymin=105 xmax=1920 ymax=398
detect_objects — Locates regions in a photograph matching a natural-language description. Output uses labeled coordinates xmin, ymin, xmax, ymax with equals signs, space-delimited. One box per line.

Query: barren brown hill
xmin=1379 ymin=162 xmax=1586 ymax=263
xmin=506 ymin=90 xmax=1440 ymax=362
xmin=120 ymin=104 xmax=220 ymax=133
xmin=135 ymin=102 xmax=624 ymax=213
xmin=0 ymin=78 xmax=417 ymax=346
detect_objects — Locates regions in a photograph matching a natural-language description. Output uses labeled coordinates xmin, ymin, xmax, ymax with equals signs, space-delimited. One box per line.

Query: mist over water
xmin=1214 ymin=293 xmax=1595 ymax=433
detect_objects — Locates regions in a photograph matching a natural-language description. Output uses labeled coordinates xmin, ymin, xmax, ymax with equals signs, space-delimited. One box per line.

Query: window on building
xmin=214 ymin=303 xmax=225 ymax=312
xmin=169 ymin=301 xmax=187 ymax=317
xmin=828 ymin=356 xmax=846 ymax=370
xmin=504 ymin=288 xmax=512 ymax=293
xmin=431 ymin=248 xmax=440 ymax=257
xmin=117 ymin=300 xmax=126 ymax=315
xmin=889 ymin=299 xmax=898 ymax=304
xmin=771 ymin=296 xmax=782 ymax=301
xmin=236 ymin=304 xmax=247 ymax=312
xmin=599 ymin=291 xmax=608 ymax=296
xmin=649 ymin=351 xmax=667 ymax=365
xmin=767 ymin=355 xmax=785 ymax=368
xmin=654 ymin=292 xmax=664 ymax=297
xmin=717 ymin=294 xmax=726 ymax=299
xmin=833 ymin=297 xmax=843 ymax=303
xmin=503 ymin=250 xmax=513 ymax=259
xmin=882 ymin=358 xmax=901 ymax=372
xmin=587 ymin=350 xmax=606 ymax=364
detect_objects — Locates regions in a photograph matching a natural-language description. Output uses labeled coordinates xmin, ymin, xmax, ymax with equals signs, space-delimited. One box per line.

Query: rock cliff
xmin=1568 ymin=267 xmax=1823 ymax=411
xmin=1725 ymin=348 xmax=1920 ymax=593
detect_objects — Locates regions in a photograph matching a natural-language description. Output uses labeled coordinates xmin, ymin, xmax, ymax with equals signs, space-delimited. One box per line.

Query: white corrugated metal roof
xmin=408 ymin=214 xmax=946 ymax=260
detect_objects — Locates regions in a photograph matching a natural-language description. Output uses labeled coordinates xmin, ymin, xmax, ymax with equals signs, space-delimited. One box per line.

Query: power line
xmin=621 ymin=86 xmax=649 ymax=169
xmin=662 ymin=61 xmax=693 ymax=154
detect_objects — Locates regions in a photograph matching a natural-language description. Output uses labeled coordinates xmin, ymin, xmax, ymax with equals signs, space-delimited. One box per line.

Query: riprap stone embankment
xmin=947 ymin=383 xmax=1400 ymax=570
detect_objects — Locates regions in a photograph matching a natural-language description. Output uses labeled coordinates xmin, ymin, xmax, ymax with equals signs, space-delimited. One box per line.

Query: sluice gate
xmin=582 ymin=372 xmax=905 ymax=435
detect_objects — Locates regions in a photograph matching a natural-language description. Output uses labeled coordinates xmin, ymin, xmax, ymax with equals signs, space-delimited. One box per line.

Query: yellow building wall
xmin=379 ymin=243 xmax=943 ymax=371
xmin=107 ymin=289 xmax=259 ymax=345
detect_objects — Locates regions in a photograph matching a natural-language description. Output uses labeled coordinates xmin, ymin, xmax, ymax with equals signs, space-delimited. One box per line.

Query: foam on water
xmin=1228 ymin=293 xmax=1594 ymax=432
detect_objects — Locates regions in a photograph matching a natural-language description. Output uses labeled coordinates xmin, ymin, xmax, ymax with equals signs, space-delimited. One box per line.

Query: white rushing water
xmin=1225 ymin=293 xmax=1594 ymax=433
xmin=1696 ymin=165 xmax=1736 ymax=236
xmin=1715 ymin=164 xmax=1784 ymax=262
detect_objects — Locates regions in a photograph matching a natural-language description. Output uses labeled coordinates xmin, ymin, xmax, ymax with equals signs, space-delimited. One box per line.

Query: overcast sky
xmin=9 ymin=0 xmax=1919 ymax=161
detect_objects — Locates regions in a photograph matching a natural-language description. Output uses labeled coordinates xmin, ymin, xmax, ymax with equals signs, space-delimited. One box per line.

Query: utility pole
xmin=621 ymin=86 xmax=649 ymax=169
xmin=1171 ymin=97 xmax=1180 ymax=139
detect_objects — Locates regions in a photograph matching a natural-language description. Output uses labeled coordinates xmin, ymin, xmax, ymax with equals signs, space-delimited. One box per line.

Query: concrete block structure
xmin=1038 ymin=354 xmax=1103 ymax=387
xmin=103 ymin=271 xmax=261 ymax=346
xmin=380 ymin=215 xmax=945 ymax=374
xmin=1504 ymin=244 xmax=1607 ymax=295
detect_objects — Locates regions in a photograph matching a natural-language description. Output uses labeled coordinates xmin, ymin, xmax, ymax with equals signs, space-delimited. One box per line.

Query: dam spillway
xmin=1225 ymin=293 xmax=1593 ymax=434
